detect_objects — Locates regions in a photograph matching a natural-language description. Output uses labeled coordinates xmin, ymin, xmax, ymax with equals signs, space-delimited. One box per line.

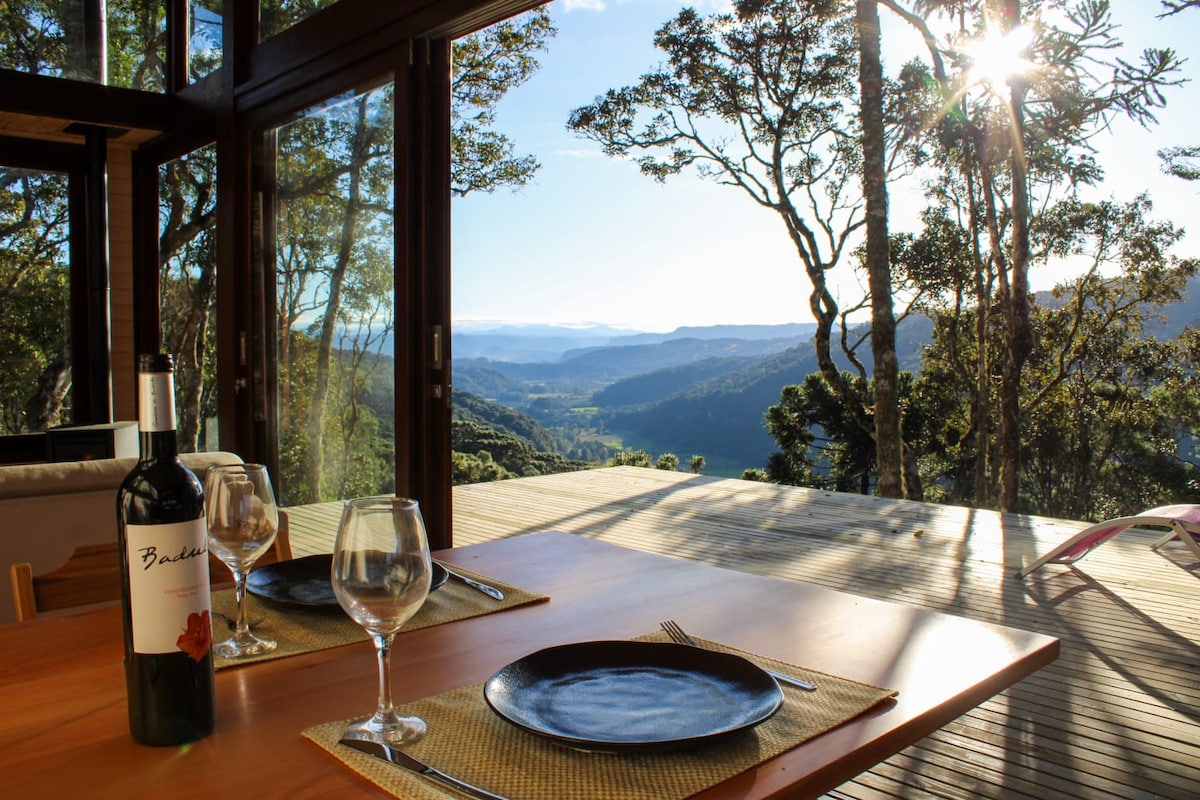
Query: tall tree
xmin=569 ymin=0 xmax=930 ymax=496
xmin=856 ymin=0 xmax=906 ymax=498
xmin=894 ymin=0 xmax=1184 ymax=510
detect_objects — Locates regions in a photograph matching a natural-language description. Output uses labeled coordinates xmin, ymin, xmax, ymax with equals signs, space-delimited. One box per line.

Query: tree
xmin=856 ymin=0 xmax=906 ymax=499
xmin=568 ymin=0 xmax=926 ymax=500
xmin=451 ymin=8 xmax=556 ymax=195
xmin=1159 ymin=145 xmax=1200 ymax=181
xmin=892 ymin=0 xmax=1184 ymax=510
xmin=688 ymin=455 xmax=706 ymax=474
xmin=611 ymin=449 xmax=654 ymax=468
xmin=910 ymin=194 xmax=1200 ymax=517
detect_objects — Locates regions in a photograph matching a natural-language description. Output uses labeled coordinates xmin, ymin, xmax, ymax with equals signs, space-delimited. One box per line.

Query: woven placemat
xmin=212 ymin=565 xmax=547 ymax=670
xmin=303 ymin=631 xmax=897 ymax=800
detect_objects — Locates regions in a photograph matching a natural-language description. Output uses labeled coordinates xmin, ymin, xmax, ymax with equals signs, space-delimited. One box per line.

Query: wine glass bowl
xmin=205 ymin=463 xmax=279 ymax=658
xmin=332 ymin=496 xmax=432 ymax=745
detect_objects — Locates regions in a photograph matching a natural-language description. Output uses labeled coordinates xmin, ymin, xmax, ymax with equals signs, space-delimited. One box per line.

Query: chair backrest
xmin=9 ymin=510 xmax=292 ymax=622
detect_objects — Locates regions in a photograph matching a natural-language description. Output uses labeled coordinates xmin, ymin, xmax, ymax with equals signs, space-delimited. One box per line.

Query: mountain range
xmin=451 ymin=276 xmax=1200 ymax=478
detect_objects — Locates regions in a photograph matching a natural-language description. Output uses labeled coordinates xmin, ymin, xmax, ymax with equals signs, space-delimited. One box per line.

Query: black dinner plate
xmin=246 ymin=554 xmax=448 ymax=610
xmin=483 ymin=640 xmax=783 ymax=752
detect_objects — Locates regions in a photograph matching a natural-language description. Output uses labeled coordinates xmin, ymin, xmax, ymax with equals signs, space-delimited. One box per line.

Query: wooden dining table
xmin=0 ymin=531 xmax=1058 ymax=799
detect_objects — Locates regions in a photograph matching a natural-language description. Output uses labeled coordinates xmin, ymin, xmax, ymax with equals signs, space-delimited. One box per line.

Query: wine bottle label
xmin=137 ymin=372 xmax=176 ymax=433
xmin=125 ymin=520 xmax=212 ymax=659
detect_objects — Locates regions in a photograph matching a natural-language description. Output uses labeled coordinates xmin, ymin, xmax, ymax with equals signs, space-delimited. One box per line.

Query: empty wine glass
xmin=205 ymin=463 xmax=279 ymax=658
xmin=332 ymin=496 xmax=432 ymax=745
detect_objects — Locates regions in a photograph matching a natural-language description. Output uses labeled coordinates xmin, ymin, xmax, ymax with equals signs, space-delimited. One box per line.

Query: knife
xmin=437 ymin=562 xmax=506 ymax=601
xmin=339 ymin=737 xmax=510 ymax=800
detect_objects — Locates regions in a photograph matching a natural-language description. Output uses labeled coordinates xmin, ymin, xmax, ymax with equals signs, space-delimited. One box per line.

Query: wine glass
xmin=205 ymin=463 xmax=279 ymax=658
xmin=332 ymin=496 xmax=433 ymax=745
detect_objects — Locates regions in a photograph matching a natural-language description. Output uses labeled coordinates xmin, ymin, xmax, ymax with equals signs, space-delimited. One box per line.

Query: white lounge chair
xmin=1018 ymin=503 xmax=1200 ymax=577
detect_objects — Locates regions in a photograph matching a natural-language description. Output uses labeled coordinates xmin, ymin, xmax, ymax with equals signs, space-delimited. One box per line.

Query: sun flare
xmin=964 ymin=24 xmax=1035 ymax=93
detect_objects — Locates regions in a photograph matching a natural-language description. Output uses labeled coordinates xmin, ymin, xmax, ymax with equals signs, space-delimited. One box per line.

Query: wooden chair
xmin=9 ymin=509 xmax=292 ymax=622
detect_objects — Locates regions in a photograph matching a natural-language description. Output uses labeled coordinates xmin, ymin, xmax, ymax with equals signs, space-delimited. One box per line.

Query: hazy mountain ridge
xmin=448 ymin=278 xmax=1200 ymax=477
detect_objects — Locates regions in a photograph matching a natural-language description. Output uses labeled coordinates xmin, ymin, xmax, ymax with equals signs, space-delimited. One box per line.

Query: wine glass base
xmin=343 ymin=712 xmax=427 ymax=746
xmin=213 ymin=635 xmax=277 ymax=659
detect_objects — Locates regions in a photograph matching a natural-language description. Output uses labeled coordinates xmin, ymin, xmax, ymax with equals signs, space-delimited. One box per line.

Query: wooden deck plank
xmin=286 ymin=467 xmax=1200 ymax=800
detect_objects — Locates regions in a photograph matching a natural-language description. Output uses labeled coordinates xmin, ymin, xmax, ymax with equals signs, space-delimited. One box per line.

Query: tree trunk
xmin=998 ymin=0 xmax=1033 ymax=512
xmin=856 ymin=0 xmax=906 ymax=499
xmin=307 ymin=100 xmax=370 ymax=501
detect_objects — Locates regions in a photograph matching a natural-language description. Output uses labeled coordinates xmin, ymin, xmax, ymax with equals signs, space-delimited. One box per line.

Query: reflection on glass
xmin=190 ymin=0 xmax=223 ymax=81
xmin=0 ymin=166 xmax=71 ymax=434
xmin=0 ymin=1 xmax=166 ymax=90
xmin=259 ymin=0 xmax=339 ymax=42
xmin=272 ymin=81 xmax=396 ymax=506
xmin=158 ymin=145 xmax=218 ymax=453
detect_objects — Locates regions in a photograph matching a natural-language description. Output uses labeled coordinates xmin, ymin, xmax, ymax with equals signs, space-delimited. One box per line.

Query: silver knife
xmin=437 ymin=562 xmax=505 ymax=601
xmin=339 ymin=737 xmax=509 ymax=800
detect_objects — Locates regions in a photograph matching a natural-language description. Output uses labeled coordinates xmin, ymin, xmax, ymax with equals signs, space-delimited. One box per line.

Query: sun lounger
xmin=1018 ymin=504 xmax=1200 ymax=577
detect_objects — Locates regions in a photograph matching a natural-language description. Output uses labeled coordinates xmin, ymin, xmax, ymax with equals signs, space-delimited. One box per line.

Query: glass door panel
xmin=271 ymin=82 xmax=396 ymax=506
xmin=0 ymin=166 xmax=71 ymax=434
xmin=159 ymin=144 xmax=218 ymax=452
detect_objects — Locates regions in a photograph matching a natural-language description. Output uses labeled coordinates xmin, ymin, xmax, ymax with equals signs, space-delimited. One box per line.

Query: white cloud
xmin=562 ymin=0 xmax=607 ymax=11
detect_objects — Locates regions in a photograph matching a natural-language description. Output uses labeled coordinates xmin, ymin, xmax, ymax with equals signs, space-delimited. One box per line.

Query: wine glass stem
xmin=372 ymin=633 xmax=396 ymax=717
xmin=233 ymin=569 xmax=250 ymax=635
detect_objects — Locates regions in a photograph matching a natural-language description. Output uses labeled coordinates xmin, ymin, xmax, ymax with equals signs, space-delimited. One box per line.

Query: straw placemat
xmin=303 ymin=631 xmax=897 ymax=800
xmin=212 ymin=564 xmax=548 ymax=670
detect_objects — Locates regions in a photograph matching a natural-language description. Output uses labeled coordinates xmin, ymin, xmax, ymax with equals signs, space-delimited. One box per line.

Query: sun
xmin=963 ymin=24 xmax=1035 ymax=94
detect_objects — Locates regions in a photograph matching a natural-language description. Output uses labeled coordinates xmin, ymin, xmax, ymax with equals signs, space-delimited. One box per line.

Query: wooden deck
xmin=286 ymin=467 xmax=1200 ymax=800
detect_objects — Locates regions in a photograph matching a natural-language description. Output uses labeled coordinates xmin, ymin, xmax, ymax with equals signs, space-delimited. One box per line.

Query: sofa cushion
xmin=1 ymin=451 xmax=244 ymax=624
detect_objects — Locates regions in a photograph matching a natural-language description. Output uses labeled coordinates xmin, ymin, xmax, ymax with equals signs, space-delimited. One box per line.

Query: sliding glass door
xmin=269 ymin=81 xmax=397 ymax=506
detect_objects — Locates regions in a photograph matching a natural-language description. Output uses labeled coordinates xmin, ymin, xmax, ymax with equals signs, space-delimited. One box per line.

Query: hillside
xmin=601 ymin=343 xmax=822 ymax=471
xmin=591 ymin=355 xmax=755 ymax=408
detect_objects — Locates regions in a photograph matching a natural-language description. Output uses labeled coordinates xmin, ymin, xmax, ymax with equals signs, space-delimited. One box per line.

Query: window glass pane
xmin=159 ymin=145 xmax=218 ymax=453
xmin=0 ymin=166 xmax=72 ymax=434
xmin=190 ymin=0 xmax=222 ymax=81
xmin=273 ymin=83 xmax=396 ymax=505
xmin=107 ymin=0 xmax=166 ymax=91
xmin=0 ymin=1 xmax=166 ymax=89
xmin=0 ymin=1 xmax=87 ymax=78
xmin=259 ymin=0 xmax=338 ymax=42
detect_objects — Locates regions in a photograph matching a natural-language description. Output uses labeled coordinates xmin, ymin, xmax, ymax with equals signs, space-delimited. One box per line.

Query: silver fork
xmin=661 ymin=619 xmax=817 ymax=691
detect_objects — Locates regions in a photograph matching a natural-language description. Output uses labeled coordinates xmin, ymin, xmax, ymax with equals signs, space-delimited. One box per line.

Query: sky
xmin=450 ymin=0 xmax=1200 ymax=333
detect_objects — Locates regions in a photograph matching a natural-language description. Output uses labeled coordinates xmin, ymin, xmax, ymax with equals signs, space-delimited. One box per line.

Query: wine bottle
xmin=117 ymin=353 xmax=216 ymax=746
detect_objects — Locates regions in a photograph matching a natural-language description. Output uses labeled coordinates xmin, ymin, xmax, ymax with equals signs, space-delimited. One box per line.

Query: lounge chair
xmin=1018 ymin=503 xmax=1200 ymax=577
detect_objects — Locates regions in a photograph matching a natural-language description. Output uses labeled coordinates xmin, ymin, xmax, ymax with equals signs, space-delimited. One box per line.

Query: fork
xmin=661 ymin=619 xmax=817 ymax=691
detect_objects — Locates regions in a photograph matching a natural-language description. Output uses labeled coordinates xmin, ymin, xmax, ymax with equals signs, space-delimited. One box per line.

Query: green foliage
xmin=655 ymin=453 xmax=679 ymax=471
xmin=0 ymin=167 xmax=70 ymax=433
xmin=688 ymin=455 xmax=706 ymax=474
xmin=452 ymin=450 xmax=516 ymax=485
xmin=451 ymin=8 xmax=556 ymax=196
xmin=452 ymin=418 xmax=590 ymax=482
xmin=455 ymin=391 xmax=559 ymax=453
xmin=611 ymin=448 xmax=654 ymax=468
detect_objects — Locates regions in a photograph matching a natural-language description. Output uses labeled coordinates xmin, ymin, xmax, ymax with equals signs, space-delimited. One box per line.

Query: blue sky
xmin=451 ymin=0 xmax=1200 ymax=333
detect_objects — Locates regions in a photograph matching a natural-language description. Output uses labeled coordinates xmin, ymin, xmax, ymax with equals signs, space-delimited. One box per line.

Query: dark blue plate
xmin=246 ymin=554 xmax=447 ymax=610
xmin=483 ymin=640 xmax=782 ymax=751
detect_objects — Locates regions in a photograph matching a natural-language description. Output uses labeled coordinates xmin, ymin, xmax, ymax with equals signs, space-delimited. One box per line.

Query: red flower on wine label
xmin=177 ymin=610 xmax=212 ymax=661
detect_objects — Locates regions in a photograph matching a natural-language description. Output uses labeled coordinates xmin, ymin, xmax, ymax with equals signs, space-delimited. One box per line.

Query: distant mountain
xmin=454 ymin=323 xmax=641 ymax=362
xmin=602 ymin=343 xmax=822 ymax=471
xmin=618 ymin=323 xmax=817 ymax=345
xmin=600 ymin=314 xmax=935 ymax=472
xmin=452 ymin=322 xmax=813 ymax=363
xmin=591 ymin=356 xmax=756 ymax=408
xmin=461 ymin=335 xmax=806 ymax=384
